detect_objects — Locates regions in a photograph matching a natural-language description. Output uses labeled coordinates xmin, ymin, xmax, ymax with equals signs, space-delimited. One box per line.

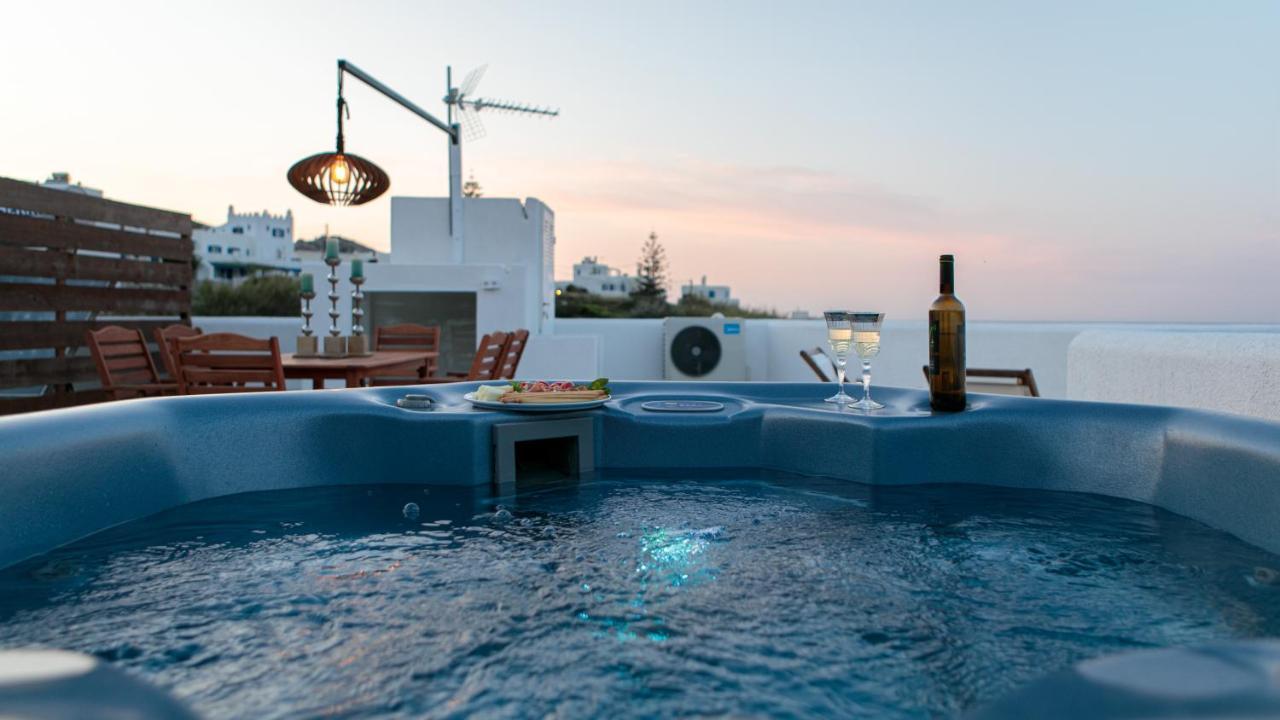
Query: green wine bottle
xmin=928 ymin=254 xmax=966 ymax=411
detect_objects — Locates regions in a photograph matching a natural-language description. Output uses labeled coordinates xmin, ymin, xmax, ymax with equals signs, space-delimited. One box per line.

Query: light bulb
xmin=329 ymin=156 xmax=350 ymax=185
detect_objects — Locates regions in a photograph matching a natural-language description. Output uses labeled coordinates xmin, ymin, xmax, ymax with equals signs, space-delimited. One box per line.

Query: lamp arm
xmin=338 ymin=59 xmax=457 ymax=140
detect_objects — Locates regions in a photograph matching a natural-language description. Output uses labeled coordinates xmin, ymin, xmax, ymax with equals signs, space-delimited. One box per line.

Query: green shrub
xmin=554 ymin=287 xmax=778 ymax=319
xmin=192 ymin=276 xmax=300 ymax=316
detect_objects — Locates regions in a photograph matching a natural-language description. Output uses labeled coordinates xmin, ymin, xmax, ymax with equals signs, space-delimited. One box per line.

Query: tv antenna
xmin=445 ymin=64 xmax=560 ymax=142
xmin=289 ymin=60 xmax=558 ymax=264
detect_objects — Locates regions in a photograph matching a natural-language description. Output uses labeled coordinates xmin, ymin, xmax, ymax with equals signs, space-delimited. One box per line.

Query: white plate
xmin=463 ymin=392 xmax=609 ymax=412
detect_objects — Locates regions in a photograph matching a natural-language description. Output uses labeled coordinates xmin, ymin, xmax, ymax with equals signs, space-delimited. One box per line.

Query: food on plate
xmin=473 ymin=384 xmax=509 ymax=402
xmin=499 ymin=378 xmax=610 ymax=404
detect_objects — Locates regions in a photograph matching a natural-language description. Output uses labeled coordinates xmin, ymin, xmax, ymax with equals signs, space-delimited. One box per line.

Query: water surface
xmin=1 ymin=477 xmax=1278 ymax=719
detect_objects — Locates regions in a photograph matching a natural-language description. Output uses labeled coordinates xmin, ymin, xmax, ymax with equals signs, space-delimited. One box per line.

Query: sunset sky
xmin=5 ymin=1 xmax=1277 ymax=321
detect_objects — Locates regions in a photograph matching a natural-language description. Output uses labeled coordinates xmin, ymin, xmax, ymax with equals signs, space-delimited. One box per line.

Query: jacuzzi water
xmin=2 ymin=476 xmax=1279 ymax=719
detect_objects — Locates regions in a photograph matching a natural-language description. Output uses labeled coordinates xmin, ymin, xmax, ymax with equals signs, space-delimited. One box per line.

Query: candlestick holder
xmin=297 ymin=290 xmax=318 ymax=356
xmin=347 ymin=275 xmax=372 ymax=356
xmin=322 ymin=255 xmax=348 ymax=357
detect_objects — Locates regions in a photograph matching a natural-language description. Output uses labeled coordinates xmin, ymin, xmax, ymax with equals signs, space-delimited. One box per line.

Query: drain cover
xmin=640 ymin=400 xmax=725 ymax=413
xmin=396 ymin=394 xmax=433 ymax=410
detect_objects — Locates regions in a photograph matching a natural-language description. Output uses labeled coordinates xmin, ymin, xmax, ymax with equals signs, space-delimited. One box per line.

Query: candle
xmin=300 ymin=273 xmax=314 ymax=294
xmin=324 ymin=237 xmax=339 ymax=261
xmin=350 ymin=258 xmax=363 ymax=279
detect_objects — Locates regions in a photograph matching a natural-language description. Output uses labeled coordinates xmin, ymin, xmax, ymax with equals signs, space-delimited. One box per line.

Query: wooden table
xmin=282 ymin=351 xmax=439 ymax=389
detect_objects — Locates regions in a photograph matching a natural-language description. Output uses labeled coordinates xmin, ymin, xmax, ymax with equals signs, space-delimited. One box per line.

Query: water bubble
xmin=402 ymin=503 xmax=421 ymax=521
xmin=492 ymin=506 xmax=513 ymax=523
xmin=616 ymin=532 xmax=631 ymax=538
xmin=580 ymin=583 xmax=591 ymax=592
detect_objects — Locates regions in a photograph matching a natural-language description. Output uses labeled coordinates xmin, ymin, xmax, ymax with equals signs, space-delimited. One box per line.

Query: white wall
xmin=749 ymin=320 xmax=1089 ymax=397
xmin=192 ymin=315 xmax=600 ymax=388
xmin=554 ymin=319 xmax=666 ymax=380
xmin=518 ymin=335 xmax=601 ymax=380
xmin=188 ymin=316 xmax=1280 ymax=409
xmin=300 ymin=260 xmax=530 ymax=341
xmin=389 ymin=196 xmax=555 ymax=334
xmin=552 ymin=319 xmax=1085 ymax=397
xmin=1068 ymin=330 xmax=1280 ymax=422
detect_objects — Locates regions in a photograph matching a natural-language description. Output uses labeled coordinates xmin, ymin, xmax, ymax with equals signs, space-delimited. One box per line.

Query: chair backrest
xmin=374 ymin=323 xmax=441 ymax=353
xmin=86 ymin=325 xmax=163 ymax=399
xmin=495 ymin=329 xmax=529 ymax=380
xmin=174 ymin=333 xmax=286 ymax=394
xmin=920 ymin=366 xmax=1040 ymax=398
xmin=154 ymin=324 xmax=203 ymax=380
xmin=466 ymin=331 xmax=510 ymax=380
xmin=799 ymin=346 xmax=833 ymax=382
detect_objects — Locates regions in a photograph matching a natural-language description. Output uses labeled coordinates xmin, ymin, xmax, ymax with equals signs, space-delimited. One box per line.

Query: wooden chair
xmin=494 ymin=329 xmax=529 ymax=380
xmin=366 ymin=323 xmax=441 ymax=386
xmin=799 ymin=346 xmax=834 ymax=382
xmin=417 ymin=331 xmax=510 ymax=384
xmin=920 ymin=366 xmax=1040 ymax=397
xmin=154 ymin=324 xmax=203 ymax=380
xmin=85 ymin=326 xmax=175 ymax=400
xmin=173 ymin=333 xmax=286 ymax=394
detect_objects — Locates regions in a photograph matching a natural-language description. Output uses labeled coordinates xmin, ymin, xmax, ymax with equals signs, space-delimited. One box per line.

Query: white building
xmin=300 ymin=195 xmax=557 ymax=373
xmin=557 ymin=256 xmax=635 ymax=297
xmin=681 ymin=275 xmax=737 ymax=306
xmin=194 ymin=206 xmax=300 ymax=283
xmin=39 ymin=172 xmax=102 ymax=197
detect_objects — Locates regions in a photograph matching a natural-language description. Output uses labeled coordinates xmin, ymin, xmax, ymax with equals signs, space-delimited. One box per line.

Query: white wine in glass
xmin=848 ymin=313 xmax=885 ymax=411
xmin=823 ymin=312 xmax=855 ymax=404
xmin=853 ymin=330 xmax=880 ymax=359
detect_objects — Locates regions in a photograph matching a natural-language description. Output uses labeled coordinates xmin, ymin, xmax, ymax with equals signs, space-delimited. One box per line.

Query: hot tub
xmin=1 ymin=382 xmax=1278 ymax=719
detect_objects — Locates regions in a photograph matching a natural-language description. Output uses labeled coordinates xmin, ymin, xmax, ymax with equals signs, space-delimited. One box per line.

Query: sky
xmin=4 ymin=0 xmax=1277 ymax=321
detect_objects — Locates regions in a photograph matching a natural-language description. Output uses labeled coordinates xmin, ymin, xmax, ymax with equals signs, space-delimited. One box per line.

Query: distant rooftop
xmin=294 ymin=235 xmax=377 ymax=254
xmin=39 ymin=172 xmax=102 ymax=198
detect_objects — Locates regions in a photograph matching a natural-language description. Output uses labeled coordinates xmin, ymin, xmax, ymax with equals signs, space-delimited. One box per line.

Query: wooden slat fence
xmin=0 ymin=176 xmax=194 ymax=415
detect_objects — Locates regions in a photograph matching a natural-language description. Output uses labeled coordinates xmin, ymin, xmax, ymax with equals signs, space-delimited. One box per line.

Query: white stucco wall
xmin=295 ymin=261 xmax=531 ymax=342
xmin=187 ymin=317 xmax=1280 ymax=409
xmin=1068 ymin=331 xmax=1280 ymax=422
xmin=389 ymin=196 xmax=555 ymax=334
xmin=742 ymin=320 xmax=1083 ymax=397
xmin=552 ymin=319 xmax=666 ymax=380
xmin=551 ymin=319 xmax=1085 ymax=397
xmin=518 ymin=335 xmax=601 ymax=380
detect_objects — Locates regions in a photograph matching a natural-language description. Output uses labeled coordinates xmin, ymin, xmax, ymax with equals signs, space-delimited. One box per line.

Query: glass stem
xmin=861 ymin=361 xmax=872 ymax=403
xmin=836 ymin=362 xmax=847 ymax=398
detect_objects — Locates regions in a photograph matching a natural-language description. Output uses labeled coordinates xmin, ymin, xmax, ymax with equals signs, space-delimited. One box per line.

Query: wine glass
xmin=848 ymin=312 xmax=885 ymax=411
xmin=822 ymin=311 xmax=855 ymax=405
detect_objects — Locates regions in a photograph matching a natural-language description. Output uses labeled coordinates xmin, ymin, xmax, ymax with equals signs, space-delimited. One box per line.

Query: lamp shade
xmin=287 ymin=151 xmax=390 ymax=207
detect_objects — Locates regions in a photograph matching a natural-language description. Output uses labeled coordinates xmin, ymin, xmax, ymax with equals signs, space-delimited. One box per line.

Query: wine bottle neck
xmin=939 ymin=260 xmax=955 ymax=294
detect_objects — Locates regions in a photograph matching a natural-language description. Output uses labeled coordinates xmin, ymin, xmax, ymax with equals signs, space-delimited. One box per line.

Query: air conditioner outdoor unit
xmin=663 ymin=317 xmax=747 ymax=380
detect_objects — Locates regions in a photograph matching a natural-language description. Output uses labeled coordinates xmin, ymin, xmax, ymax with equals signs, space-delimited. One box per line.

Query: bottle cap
xmin=940 ymin=254 xmax=954 ymax=262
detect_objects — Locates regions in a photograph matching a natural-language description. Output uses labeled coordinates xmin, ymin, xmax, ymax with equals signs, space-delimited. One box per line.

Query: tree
xmin=632 ymin=231 xmax=668 ymax=304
